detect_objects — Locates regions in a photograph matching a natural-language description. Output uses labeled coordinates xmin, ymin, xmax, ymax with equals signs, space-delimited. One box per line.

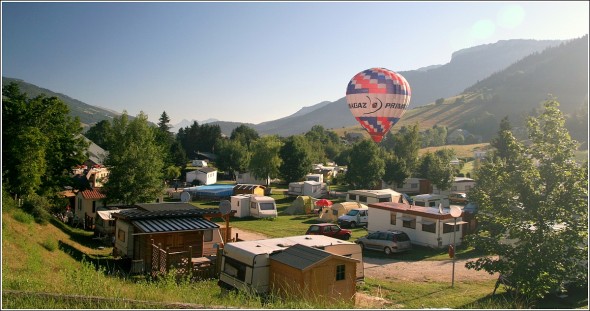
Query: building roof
xmin=112 ymin=207 xmax=227 ymax=221
xmin=80 ymin=188 xmax=106 ymax=200
xmin=136 ymin=202 xmax=198 ymax=212
xmin=197 ymin=167 xmax=217 ymax=174
xmin=132 ymin=217 xmax=219 ymax=233
xmin=368 ymin=202 xmax=462 ymax=220
xmin=233 ymin=184 xmax=266 ymax=191
xmin=271 ymin=244 xmax=358 ymax=271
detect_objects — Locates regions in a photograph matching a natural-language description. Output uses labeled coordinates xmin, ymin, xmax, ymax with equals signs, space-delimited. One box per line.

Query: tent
xmin=284 ymin=196 xmax=314 ymax=215
xmin=319 ymin=201 xmax=368 ymax=223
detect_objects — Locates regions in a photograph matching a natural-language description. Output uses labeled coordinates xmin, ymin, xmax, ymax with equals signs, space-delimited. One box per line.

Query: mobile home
xmin=346 ymin=189 xmax=408 ymax=205
xmin=367 ymin=202 xmax=466 ymax=248
xmin=412 ymin=194 xmax=450 ymax=208
xmin=218 ymin=235 xmax=364 ymax=295
xmin=287 ymin=180 xmax=328 ymax=198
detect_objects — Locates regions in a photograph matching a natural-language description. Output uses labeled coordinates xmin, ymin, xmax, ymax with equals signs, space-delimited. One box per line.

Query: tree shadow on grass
xmin=49 ymin=217 xmax=108 ymax=249
xmin=58 ymin=240 xmax=128 ymax=276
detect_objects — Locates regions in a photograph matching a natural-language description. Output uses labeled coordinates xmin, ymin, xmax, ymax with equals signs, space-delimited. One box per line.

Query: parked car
xmin=355 ymin=230 xmax=412 ymax=255
xmin=305 ymin=223 xmax=352 ymax=240
xmin=449 ymin=192 xmax=468 ymax=204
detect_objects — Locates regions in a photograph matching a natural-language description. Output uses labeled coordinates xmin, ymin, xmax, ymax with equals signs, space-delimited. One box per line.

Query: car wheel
xmin=358 ymin=242 xmax=365 ymax=250
xmin=350 ymin=222 xmax=357 ymax=228
xmin=342 ymin=234 xmax=351 ymax=240
xmin=384 ymin=247 xmax=392 ymax=255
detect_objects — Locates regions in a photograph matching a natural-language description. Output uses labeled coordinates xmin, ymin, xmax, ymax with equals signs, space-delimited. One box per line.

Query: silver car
xmin=355 ymin=230 xmax=412 ymax=255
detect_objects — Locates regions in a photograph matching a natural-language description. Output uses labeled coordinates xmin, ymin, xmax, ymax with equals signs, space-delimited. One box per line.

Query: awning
xmin=444 ymin=221 xmax=469 ymax=225
xmin=132 ymin=217 xmax=219 ymax=233
xmin=401 ymin=216 xmax=415 ymax=221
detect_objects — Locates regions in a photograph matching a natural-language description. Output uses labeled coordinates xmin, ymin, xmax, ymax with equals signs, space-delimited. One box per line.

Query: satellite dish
xmin=450 ymin=205 xmax=462 ymax=218
xmin=180 ymin=192 xmax=191 ymax=203
xmin=219 ymin=200 xmax=231 ymax=215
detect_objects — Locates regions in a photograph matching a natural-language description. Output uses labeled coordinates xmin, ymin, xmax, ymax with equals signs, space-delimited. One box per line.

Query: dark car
xmin=355 ymin=230 xmax=412 ymax=255
xmin=306 ymin=223 xmax=352 ymax=240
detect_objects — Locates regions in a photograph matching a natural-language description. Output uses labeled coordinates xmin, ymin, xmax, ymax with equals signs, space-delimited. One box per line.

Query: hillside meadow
xmin=3 ymin=193 xmax=588 ymax=309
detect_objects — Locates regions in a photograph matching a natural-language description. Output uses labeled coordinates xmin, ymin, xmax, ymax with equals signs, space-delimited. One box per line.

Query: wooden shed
xmin=233 ymin=184 xmax=266 ymax=196
xmin=269 ymin=244 xmax=358 ymax=304
xmin=112 ymin=206 xmax=227 ymax=274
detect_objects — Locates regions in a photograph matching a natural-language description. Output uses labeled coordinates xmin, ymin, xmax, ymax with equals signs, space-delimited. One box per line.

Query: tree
xmin=279 ymin=135 xmax=313 ymax=183
xmin=465 ymin=99 xmax=588 ymax=300
xmin=249 ymin=136 xmax=283 ymax=186
xmin=158 ymin=111 xmax=172 ymax=132
xmin=102 ymin=112 xmax=165 ymax=205
xmin=345 ymin=140 xmax=385 ymax=189
xmin=382 ymin=152 xmax=409 ymax=188
xmin=490 ymin=116 xmax=514 ymax=159
xmin=2 ymin=83 xmax=88 ymax=197
xmin=84 ymin=120 xmax=112 ymax=150
xmin=230 ymin=124 xmax=259 ymax=148
xmin=416 ymin=149 xmax=455 ymax=191
xmin=215 ymin=138 xmax=250 ymax=179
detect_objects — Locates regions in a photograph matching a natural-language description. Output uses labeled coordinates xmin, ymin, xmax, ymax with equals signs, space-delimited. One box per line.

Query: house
xmin=382 ymin=177 xmax=432 ymax=195
xmin=94 ymin=207 xmax=124 ymax=238
xmin=111 ymin=203 xmax=228 ymax=274
xmin=186 ymin=167 xmax=217 ymax=185
xmin=81 ymin=135 xmax=108 ymax=166
xmin=74 ymin=188 xmax=107 ymax=229
xmin=367 ymin=202 xmax=466 ymax=248
xmin=236 ymin=171 xmax=270 ymax=186
xmin=269 ymin=244 xmax=358 ymax=303
xmin=72 ymin=164 xmax=110 ymax=189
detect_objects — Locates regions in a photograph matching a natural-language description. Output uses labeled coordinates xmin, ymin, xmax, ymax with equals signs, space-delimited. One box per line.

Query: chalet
xmin=111 ymin=203 xmax=230 ymax=274
xmin=367 ymin=202 xmax=466 ymax=248
xmin=74 ymin=188 xmax=106 ymax=229
xmin=382 ymin=177 xmax=432 ymax=195
xmin=269 ymin=244 xmax=358 ymax=303
xmin=186 ymin=167 xmax=218 ymax=185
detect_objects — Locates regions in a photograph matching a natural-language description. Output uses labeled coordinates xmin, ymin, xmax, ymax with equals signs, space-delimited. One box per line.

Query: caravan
xmin=230 ymin=194 xmax=277 ymax=218
xmin=218 ymin=235 xmax=364 ymax=295
xmin=412 ymin=194 xmax=450 ymax=208
xmin=346 ymin=189 xmax=408 ymax=205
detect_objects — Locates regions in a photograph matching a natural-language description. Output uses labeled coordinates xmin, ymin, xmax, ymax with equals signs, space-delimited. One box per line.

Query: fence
xmin=150 ymin=241 xmax=219 ymax=281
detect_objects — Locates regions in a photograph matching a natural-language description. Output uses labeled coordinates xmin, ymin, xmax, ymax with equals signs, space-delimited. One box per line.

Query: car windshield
xmin=346 ymin=210 xmax=359 ymax=216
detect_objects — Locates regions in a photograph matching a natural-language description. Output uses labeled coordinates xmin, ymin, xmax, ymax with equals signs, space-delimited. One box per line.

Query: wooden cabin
xmin=269 ymin=244 xmax=358 ymax=303
xmin=233 ymin=184 xmax=266 ymax=196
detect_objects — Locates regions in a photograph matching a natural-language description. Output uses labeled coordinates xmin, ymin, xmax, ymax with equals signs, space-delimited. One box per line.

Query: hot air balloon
xmin=345 ymin=67 xmax=411 ymax=143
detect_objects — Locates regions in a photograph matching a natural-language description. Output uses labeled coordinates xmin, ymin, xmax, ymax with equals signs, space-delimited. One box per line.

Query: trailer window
xmin=403 ymin=218 xmax=416 ymax=229
xmin=204 ymin=230 xmax=213 ymax=242
xmin=349 ymin=194 xmax=357 ymax=200
xmin=259 ymin=203 xmax=275 ymax=210
xmin=378 ymin=197 xmax=390 ymax=202
xmin=223 ymin=257 xmax=247 ymax=282
xmin=359 ymin=196 xmax=367 ymax=203
xmin=390 ymin=213 xmax=397 ymax=225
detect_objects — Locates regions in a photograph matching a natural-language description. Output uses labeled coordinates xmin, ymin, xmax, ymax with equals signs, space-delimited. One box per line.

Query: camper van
xmin=346 ymin=189 xmax=408 ymax=205
xmin=218 ymin=235 xmax=364 ymax=295
xmin=230 ymin=194 xmax=277 ymax=218
xmin=337 ymin=206 xmax=369 ymax=228
xmin=412 ymin=194 xmax=450 ymax=208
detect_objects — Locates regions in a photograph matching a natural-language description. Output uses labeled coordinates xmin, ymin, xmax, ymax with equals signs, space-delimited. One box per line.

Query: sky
xmin=2 ymin=1 xmax=588 ymax=126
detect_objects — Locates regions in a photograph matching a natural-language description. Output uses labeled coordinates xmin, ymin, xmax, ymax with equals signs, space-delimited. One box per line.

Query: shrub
xmin=41 ymin=238 xmax=58 ymax=251
xmin=21 ymin=194 xmax=52 ymax=225
xmin=12 ymin=209 xmax=34 ymax=224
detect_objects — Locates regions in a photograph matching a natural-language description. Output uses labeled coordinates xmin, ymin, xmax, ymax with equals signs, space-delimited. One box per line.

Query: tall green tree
xmin=230 ymin=124 xmax=260 ymax=149
xmin=84 ymin=120 xmax=112 ymax=150
xmin=345 ymin=140 xmax=385 ymax=189
xmin=465 ymin=99 xmax=588 ymax=300
xmin=2 ymin=83 xmax=88 ymax=197
xmin=416 ymin=149 xmax=455 ymax=191
xmin=158 ymin=111 xmax=172 ymax=132
xmin=279 ymin=135 xmax=313 ymax=183
xmin=489 ymin=116 xmax=514 ymax=159
xmin=215 ymin=138 xmax=250 ymax=179
xmin=382 ymin=152 xmax=409 ymax=189
xmin=249 ymin=136 xmax=283 ymax=186
xmin=103 ymin=112 xmax=165 ymax=205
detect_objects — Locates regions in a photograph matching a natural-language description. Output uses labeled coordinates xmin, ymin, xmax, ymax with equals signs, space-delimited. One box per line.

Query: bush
xmin=21 ymin=194 xmax=52 ymax=225
xmin=12 ymin=209 xmax=34 ymax=224
xmin=41 ymin=238 xmax=58 ymax=251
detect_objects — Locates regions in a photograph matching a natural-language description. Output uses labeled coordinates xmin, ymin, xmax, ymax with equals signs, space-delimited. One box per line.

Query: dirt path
xmin=363 ymin=256 xmax=498 ymax=282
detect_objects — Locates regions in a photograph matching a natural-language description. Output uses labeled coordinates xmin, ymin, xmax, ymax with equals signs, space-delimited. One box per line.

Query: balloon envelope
xmin=346 ymin=67 xmax=411 ymax=143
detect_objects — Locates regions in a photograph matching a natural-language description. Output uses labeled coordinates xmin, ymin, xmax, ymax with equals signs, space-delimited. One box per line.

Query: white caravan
xmin=218 ymin=235 xmax=364 ymax=295
xmin=230 ymin=194 xmax=277 ymax=218
xmin=412 ymin=193 xmax=450 ymax=208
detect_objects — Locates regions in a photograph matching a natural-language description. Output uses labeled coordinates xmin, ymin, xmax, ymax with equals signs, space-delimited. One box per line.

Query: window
xmin=117 ymin=229 xmax=126 ymax=242
xmin=250 ymin=202 xmax=256 ymax=209
xmin=259 ymin=203 xmax=275 ymax=210
xmin=422 ymin=222 xmax=436 ymax=233
xmin=415 ymin=201 xmax=426 ymax=207
xmin=452 ymin=186 xmax=458 ymax=191
xmin=390 ymin=213 xmax=397 ymax=225
xmin=378 ymin=197 xmax=390 ymax=202
xmin=204 ymin=230 xmax=213 ymax=242
xmin=359 ymin=196 xmax=367 ymax=203
xmin=443 ymin=223 xmax=460 ymax=233
xmin=349 ymin=194 xmax=357 ymax=201
xmin=92 ymin=201 xmax=96 ymax=213
xmin=410 ymin=183 xmax=418 ymax=189
xmin=308 ymin=226 xmax=320 ymax=233
xmin=78 ymin=198 xmax=82 ymax=211
xmin=223 ymin=257 xmax=247 ymax=281
xmin=402 ymin=218 xmax=416 ymax=229
xmin=336 ymin=264 xmax=346 ymax=281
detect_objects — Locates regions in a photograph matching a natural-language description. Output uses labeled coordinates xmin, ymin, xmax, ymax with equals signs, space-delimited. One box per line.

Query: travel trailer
xmin=230 ymin=194 xmax=277 ymax=218
xmin=217 ymin=235 xmax=364 ymax=295
xmin=346 ymin=189 xmax=408 ymax=205
xmin=412 ymin=194 xmax=450 ymax=208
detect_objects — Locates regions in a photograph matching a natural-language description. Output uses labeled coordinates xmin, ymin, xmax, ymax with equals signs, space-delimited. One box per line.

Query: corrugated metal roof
xmin=132 ymin=217 xmax=219 ymax=233
xmin=270 ymin=244 xmax=332 ymax=270
xmin=113 ymin=208 xmax=222 ymax=220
